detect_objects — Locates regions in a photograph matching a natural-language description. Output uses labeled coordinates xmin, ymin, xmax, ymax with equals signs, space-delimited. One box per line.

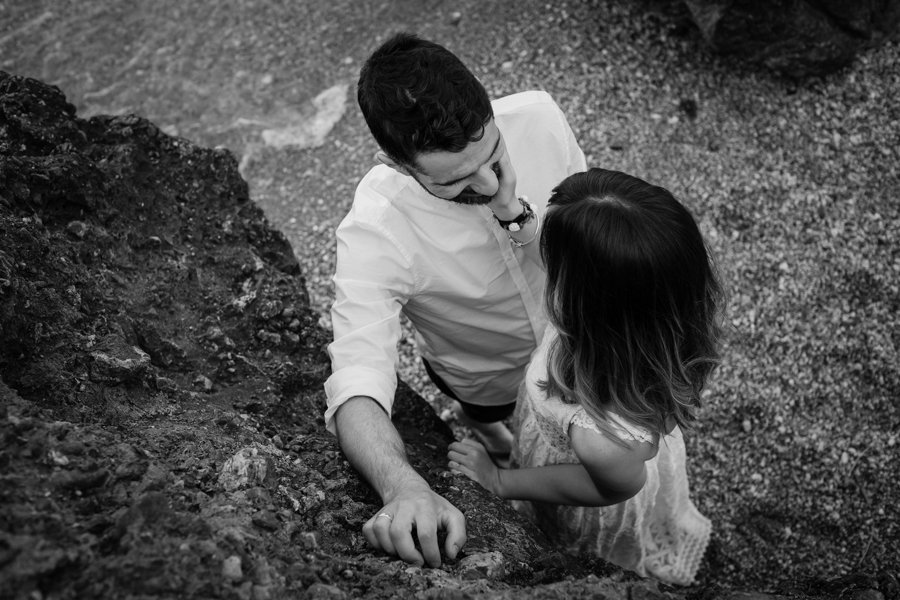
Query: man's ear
xmin=375 ymin=151 xmax=413 ymax=177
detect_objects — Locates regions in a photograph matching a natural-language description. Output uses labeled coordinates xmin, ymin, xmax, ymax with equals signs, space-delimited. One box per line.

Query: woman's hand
xmin=486 ymin=137 xmax=520 ymax=221
xmin=448 ymin=439 xmax=504 ymax=497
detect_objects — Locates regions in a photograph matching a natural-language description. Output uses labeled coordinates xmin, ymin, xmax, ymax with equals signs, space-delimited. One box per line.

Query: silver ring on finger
xmin=376 ymin=513 xmax=393 ymax=521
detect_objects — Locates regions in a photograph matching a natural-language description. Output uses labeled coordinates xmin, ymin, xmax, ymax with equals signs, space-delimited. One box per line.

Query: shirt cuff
xmin=323 ymin=366 xmax=397 ymax=435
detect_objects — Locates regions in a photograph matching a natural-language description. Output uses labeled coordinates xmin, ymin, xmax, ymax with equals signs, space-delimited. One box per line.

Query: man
xmin=324 ymin=32 xmax=586 ymax=568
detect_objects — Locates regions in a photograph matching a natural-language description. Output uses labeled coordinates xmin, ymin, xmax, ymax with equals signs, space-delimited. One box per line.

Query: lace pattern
xmin=570 ymin=408 xmax=654 ymax=444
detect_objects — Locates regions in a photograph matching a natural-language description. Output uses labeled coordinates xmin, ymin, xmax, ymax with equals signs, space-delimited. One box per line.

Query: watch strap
xmin=494 ymin=196 xmax=535 ymax=230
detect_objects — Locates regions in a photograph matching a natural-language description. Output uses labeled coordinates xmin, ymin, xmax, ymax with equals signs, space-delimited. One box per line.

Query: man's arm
xmin=327 ymin=198 xmax=466 ymax=567
xmin=335 ymin=396 xmax=466 ymax=567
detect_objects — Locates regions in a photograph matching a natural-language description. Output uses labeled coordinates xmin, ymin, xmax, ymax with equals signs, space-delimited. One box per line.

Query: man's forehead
xmin=416 ymin=120 xmax=500 ymax=182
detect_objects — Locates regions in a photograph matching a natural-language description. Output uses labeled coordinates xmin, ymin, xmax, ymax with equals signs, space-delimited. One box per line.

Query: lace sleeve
xmin=569 ymin=408 xmax=654 ymax=443
xmin=570 ymin=409 xmax=604 ymax=435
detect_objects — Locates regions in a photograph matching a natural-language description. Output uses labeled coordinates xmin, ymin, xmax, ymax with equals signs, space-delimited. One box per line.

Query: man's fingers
xmin=442 ymin=509 xmax=467 ymax=560
xmin=361 ymin=490 xmax=469 ymax=568
xmin=366 ymin=512 xmax=398 ymax=557
xmin=413 ymin=519 xmax=442 ymax=568
xmin=390 ymin=515 xmax=425 ymax=567
xmin=362 ymin=518 xmax=381 ymax=551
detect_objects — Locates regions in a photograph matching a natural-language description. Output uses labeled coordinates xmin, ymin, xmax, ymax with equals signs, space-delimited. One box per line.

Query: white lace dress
xmin=510 ymin=329 xmax=711 ymax=585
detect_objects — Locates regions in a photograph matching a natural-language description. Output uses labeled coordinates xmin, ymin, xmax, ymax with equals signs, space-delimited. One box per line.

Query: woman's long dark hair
xmin=540 ymin=168 xmax=724 ymax=438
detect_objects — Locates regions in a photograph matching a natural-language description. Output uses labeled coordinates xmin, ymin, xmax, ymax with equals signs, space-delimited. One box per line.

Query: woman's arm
xmin=448 ymin=433 xmax=647 ymax=506
xmin=497 ymin=462 xmax=640 ymax=506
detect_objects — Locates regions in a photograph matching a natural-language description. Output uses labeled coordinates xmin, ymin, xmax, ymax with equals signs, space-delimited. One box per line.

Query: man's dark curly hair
xmin=358 ymin=32 xmax=494 ymax=169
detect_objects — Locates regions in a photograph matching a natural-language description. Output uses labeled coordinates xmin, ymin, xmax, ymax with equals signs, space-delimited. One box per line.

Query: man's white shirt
xmin=324 ymin=91 xmax=586 ymax=432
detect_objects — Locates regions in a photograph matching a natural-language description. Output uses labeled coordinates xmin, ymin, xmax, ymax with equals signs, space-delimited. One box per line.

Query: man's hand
xmin=448 ymin=439 xmax=504 ymax=497
xmin=362 ymin=481 xmax=467 ymax=568
xmin=335 ymin=397 xmax=467 ymax=567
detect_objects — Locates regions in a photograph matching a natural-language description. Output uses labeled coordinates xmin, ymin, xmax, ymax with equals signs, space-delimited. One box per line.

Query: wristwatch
xmin=494 ymin=196 xmax=535 ymax=231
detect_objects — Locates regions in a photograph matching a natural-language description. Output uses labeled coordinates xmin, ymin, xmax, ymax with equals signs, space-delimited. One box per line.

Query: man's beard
xmin=411 ymin=173 xmax=494 ymax=205
xmin=446 ymin=190 xmax=494 ymax=205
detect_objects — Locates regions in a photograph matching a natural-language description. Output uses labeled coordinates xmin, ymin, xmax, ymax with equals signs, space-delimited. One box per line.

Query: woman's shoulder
xmin=569 ymin=408 xmax=660 ymax=460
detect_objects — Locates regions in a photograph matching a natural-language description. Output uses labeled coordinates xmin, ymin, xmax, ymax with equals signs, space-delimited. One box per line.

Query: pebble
xmin=89 ymin=341 xmax=151 ymax=383
xmin=456 ymin=551 xmax=507 ymax=580
xmin=222 ymin=555 xmax=243 ymax=581
xmin=193 ymin=375 xmax=214 ymax=391
xmin=304 ymin=583 xmax=348 ymax=599
xmin=218 ymin=447 xmax=276 ymax=491
xmin=155 ymin=376 xmax=177 ymax=392
xmin=252 ymin=509 xmax=280 ymax=531
xmin=66 ymin=220 xmax=89 ymax=238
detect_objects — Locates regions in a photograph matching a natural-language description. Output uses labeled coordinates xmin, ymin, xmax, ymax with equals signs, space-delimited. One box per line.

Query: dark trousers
xmin=422 ymin=358 xmax=516 ymax=423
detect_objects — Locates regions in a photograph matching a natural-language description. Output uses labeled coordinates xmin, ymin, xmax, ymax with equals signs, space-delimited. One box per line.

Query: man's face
xmin=410 ymin=120 xmax=506 ymax=205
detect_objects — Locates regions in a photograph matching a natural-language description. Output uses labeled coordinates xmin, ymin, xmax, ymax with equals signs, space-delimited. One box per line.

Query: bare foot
xmin=451 ymin=401 xmax=513 ymax=468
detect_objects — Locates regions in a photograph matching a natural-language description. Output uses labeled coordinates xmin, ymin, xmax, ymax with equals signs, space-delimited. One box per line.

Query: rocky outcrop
xmin=0 ymin=72 xmax=895 ymax=599
xmin=682 ymin=0 xmax=900 ymax=76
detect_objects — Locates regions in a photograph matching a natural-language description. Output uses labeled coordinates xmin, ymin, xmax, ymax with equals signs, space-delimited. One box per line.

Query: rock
xmin=259 ymin=84 xmax=349 ymax=151
xmin=49 ymin=467 xmax=109 ymax=491
xmin=133 ymin=320 xmax=187 ymax=368
xmin=193 ymin=374 xmax=214 ymax=391
xmin=222 ymin=555 xmax=244 ymax=582
xmin=251 ymin=509 xmax=280 ymax=531
xmin=218 ymin=447 xmax=276 ymax=491
xmin=253 ymin=584 xmax=273 ymax=600
xmin=305 ymin=583 xmax=349 ymax=600
xmin=89 ymin=336 xmax=150 ymax=383
xmin=66 ymin=220 xmax=88 ymax=238
xmin=256 ymin=330 xmax=282 ymax=345
xmin=456 ymin=551 xmax=507 ymax=580
xmin=114 ymin=491 xmax=174 ymax=537
xmin=154 ymin=376 xmax=178 ymax=392
xmin=683 ymin=0 xmax=900 ymax=76
xmin=255 ymin=298 xmax=283 ymax=321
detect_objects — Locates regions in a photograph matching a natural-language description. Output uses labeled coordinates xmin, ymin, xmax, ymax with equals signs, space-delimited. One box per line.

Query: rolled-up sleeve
xmin=324 ymin=213 xmax=416 ymax=434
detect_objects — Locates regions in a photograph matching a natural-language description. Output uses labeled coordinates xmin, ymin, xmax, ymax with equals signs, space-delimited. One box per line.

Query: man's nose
xmin=471 ymin=164 xmax=499 ymax=196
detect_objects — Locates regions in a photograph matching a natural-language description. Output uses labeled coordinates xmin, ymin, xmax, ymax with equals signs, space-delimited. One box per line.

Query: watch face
xmin=509 ymin=222 xmax=522 ymax=232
